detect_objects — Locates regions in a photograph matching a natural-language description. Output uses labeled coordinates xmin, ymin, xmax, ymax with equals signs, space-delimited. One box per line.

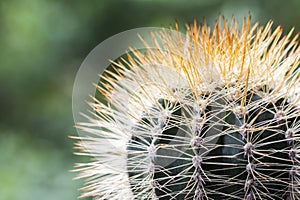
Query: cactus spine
xmin=75 ymin=16 xmax=300 ymax=199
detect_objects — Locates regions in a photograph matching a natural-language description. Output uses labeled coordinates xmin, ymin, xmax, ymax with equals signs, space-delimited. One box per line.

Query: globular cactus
xmin=74 ymin=16 xmax=300 ymax=199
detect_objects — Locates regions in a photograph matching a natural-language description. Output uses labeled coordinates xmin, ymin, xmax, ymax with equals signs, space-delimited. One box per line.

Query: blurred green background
xmin=0 ymin=0 xmax=299 ymax=199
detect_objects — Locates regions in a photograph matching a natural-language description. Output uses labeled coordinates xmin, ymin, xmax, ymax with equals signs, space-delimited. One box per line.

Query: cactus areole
xmin=75 ymin=16 xmax=300 ymax=199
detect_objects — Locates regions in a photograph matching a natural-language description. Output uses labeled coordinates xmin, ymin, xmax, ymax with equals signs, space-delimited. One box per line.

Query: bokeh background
xmin=0 ymin=0 xmax=299 ymax=199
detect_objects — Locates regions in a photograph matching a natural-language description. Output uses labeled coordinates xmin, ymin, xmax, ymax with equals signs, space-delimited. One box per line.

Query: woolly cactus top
xmin=74 ymin=16 xmax=300 ymax=199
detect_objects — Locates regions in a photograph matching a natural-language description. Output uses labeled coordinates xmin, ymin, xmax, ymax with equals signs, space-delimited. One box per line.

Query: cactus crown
xmin=75 ymin=16 xmax=300 ymax=199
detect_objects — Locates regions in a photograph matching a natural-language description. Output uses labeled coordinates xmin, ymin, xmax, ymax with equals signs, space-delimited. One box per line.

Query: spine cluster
xmin=75 ymin=17 xmax=300 ymax=200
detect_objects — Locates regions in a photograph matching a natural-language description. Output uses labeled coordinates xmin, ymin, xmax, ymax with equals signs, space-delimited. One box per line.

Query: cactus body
xmin=75 ymin=17 xmax=300 ymax=199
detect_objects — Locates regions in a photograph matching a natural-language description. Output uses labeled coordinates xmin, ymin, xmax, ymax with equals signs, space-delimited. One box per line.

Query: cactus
xmin=74 ymin=16 xmax=300 ymax=199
